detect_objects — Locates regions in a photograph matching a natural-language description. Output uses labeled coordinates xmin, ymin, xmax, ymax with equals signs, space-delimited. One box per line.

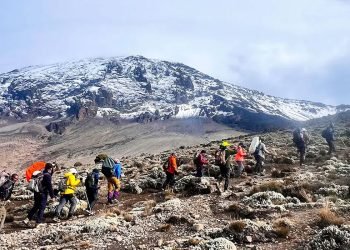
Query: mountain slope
xmin=0 ymin=56 xmax=348 ymax=131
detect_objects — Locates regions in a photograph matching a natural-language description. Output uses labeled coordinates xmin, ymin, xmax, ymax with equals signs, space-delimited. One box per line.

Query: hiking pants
xmin=196 ymin=165 xmax=203 ymax=177
xmin=86 ymin=188 xmax=98 ymax=209
xmin=107 ymin=177 xmax=121 ymax=203
xmin=163 ymin=172 xmax=175 ymax=189
xmin=254 ymin=155 xmax=264 ymax=174
xmin=219 ymin=165 xmax=230 ymax=191
xmin=235 ymin=161 xmax=244 ymax=177
xmin=28 ymin=192 xmax=48 ymax=223
xmin=55 ymin=194 xmax=77 ymax=217
xmin=297 ymin=145 xmax=306 ymax=166
xmin=326 ymin=139 xmax=336 ymax=154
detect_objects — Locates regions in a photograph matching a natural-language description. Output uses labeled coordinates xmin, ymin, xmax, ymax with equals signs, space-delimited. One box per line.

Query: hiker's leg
xmin=28 ymin=192 xmax=41 ymax=220
xmin=89 ymin=190 xmax=98 ymax=209
xmin=55 ymin=195 xmax=67 ymax=217
xmin=36 ymin=193 xmax=48 ymax=223
xmin=327 ymin=140 xmax=331 ymax=154
xmin=163 ymin=172 xmax=171 ymax=189
xmin=330 ymin=140 xmax=336 ymax=153
xmin=196 ymin=166 xmax=203 ymax=177
xmin=169 ymin=173 xmax=175 ymax=187
xmin=224 ymin=167 xmax=230 ymax=191
xmin=107 ymin=178 xmax=114 ymax=203
xmin=236 ymin=161 xmax=244 ymax=176
xmin=301 ymin=146 xmax=306 ymax=165
xmin=68 ymin=195 xmax=77 ymax=216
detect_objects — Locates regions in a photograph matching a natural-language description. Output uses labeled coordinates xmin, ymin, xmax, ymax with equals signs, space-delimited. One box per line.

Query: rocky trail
xmin=1 ymin=117 xmax=350 ymax=249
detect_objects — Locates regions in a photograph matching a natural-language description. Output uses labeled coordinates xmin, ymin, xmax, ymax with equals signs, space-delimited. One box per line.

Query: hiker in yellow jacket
xmin=53 ymin=168 xmax=81 ymax=221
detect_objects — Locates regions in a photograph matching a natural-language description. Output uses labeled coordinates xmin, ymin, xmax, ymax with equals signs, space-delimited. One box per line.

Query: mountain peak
xmin=0 ymin=56 xmax=348 ymax=131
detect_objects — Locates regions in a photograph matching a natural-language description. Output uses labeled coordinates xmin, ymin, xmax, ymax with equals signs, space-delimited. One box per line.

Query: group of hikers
xmin=0 ymin=123 xmax=337 ymax=228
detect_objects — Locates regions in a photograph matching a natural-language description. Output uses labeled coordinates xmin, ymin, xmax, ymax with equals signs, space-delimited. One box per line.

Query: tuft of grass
xmin=273 ymin=219 xmax=292 ymax=238
xmin=142 ymin=200 xmax=157 ymax=217
xmin=271 ymin=168 xmax=285 ymax=178
xmin=250 ymin=181 xmax=283 ymax=195
xmin=188 ymin=238 xmax=201 ymax=246
xmin=318 ymin=207 xmax=344 ymax=227
xmin=158 ymin=223 xmax=171 ymax=232
xmin=123 ymin=213 xmax=134 ymax=222
xmin=228 ymin=220 xmax=246 ymax=233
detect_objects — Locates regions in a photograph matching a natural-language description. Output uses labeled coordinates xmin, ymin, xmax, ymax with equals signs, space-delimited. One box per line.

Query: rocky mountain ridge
xmin=1 ymin=56 xmax=348 ymax=132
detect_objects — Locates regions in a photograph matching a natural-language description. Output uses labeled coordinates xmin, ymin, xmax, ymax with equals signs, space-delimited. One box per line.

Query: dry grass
xmin=188 ymin=238 xmax=201 ymax=246
xmin=271 ymin=168 xmax=285 ymax=178
xmin=79 ymin=241 xmax=93 ymax=249
xmin=164 ymin=189 xmax=175 ymax=201
xmin=273 ymin=219 xmax=292 ymax=238
xmin=158 ymin=223 xmax=171 ymax=232
xmin=142 ymin=200 xmax=157 ymax=217
xmin=250 ymin=181 xmax=283 ymax=195
xmin=318 ymin=207 xmax=344 ymax=227
xmin=123 ymin=213 xmax=134 ymax=222
xmin=226 ymin=203 xmax=241 ymax=213
xmin=228 ymin=220 xmax=246 ymax=233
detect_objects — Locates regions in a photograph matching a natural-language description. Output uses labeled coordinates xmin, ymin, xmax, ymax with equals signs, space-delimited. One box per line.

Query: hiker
xmin=322 ymin=123 xmax=336 ymax=154
xmin=0 ymin=173 xmax=19 ymax=201
xmin=234 ymin=142 xmax=247 ymax=177
xmin=114 ymin=159 xmax=122 ymax=179
xmin=24 ymin=163 xmax=55 ymax=225
xmin=215 ymin=141 xmax=235 ymax=191
xmin=293 ymin=128 xmax=310 ymax=166
xmin=53 ymin=168 xmax=81 ymax=221
xmin=195 ymin=150 xmax=209 ymax=177
xmin=253 ymin=137 xmax=271 ymax=176
xmin=162 ymin=153 xmax=178 ymax=190
xmin=95 ymin=155 xmax=121 ymax=204
xmin=85 ymin=169 xmax=99 ymax=211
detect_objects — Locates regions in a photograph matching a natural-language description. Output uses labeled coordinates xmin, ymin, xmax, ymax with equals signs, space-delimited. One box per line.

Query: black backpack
xmin=85 ymin=173 xmax=95 ymax=189
xmin=253 ymin=143 xmax=261 ymax=156
xmin=293 ymin=129 xmax=303 ymax=144
xmin=322 ymin=128 xmax=332 ymax=140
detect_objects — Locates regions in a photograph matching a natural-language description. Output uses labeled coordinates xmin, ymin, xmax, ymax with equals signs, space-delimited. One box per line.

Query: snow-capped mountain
xmin=0 ymin=56 xmax=348 ymax=131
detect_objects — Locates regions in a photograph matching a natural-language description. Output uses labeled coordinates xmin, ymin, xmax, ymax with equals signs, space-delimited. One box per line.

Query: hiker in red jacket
xmin=162 ymin=153 xmax=178 ymax=190
xmin=234 ymin=142 xmax=247 ymax=177
xmin=195 ymin=150 xmax=209 ymax=177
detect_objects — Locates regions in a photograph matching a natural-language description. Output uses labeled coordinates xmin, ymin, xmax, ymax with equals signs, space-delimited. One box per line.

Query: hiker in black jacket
xmin=24 ymin=163 xmax=55 ymax=225
xmin=322 ymin=123 xmax=336 ymax=154
xmin=0 ymin=174 xmax=19 ymax=201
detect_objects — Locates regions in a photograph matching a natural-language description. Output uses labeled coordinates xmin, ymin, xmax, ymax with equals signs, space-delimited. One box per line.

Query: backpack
xmin=113 ymin=163 xmax=122 ymax=179
xmin=0 ymin=180 xmax=14 ymax=201
xmin=101 ymin=157 xmax=116 ymax=178
xmin=193 ymin=153 xmax=200 ymax=166
xmin=85 ymin=173 xmax=95 ymax=189
xmin=0 ymin=174 xmax=9 ymax=187
xmin=253 ymin=143 xmax=261 ymax=157
xmin=293 ymin=129 xmax=303 ymax=144
xmin=27 ymin=173 xmax=44 ymax=193
xmin=58 ymin=177 xmax=68 ymax=192
xmin=322 ymin=128 xmax=332 ymax=140
xmin=215 ymin=150 xmax=226 ymax=166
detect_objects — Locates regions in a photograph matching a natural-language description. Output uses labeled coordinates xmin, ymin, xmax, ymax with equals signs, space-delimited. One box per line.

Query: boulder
xmin=199 ymin=237 xmax=236 ymax=250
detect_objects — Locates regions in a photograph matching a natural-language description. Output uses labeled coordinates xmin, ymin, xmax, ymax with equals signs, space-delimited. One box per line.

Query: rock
xmin=200 ymin=237 xmax=237 ymax=250
xmin=245 ymin=236 xmax=253 ymax=243
xmin=157 ymin=239 xmax=163 ymax=247
xmin=307 ymin=225 xmax=350 ymax=250
xmin=193 ymin=223 xmax=204 ymax=232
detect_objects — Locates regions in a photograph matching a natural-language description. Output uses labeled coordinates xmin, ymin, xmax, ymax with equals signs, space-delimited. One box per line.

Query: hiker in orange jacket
xmin=162 ymin=153 xmax=177 ymax=190
xmin=234 ymin=142 xmax=247 ymax=177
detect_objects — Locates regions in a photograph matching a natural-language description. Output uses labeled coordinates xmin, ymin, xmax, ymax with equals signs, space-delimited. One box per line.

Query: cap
xmin=69 ymin=168 xmax=77 ymax=174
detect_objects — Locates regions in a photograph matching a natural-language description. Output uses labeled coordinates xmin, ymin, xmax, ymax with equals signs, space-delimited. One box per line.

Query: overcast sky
xmin=1 ymin=0 xmax=350 ymax=105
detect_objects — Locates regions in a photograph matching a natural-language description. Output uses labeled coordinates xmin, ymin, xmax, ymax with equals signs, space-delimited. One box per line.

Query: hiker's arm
xmin=70 ymin=175 xmax=81 ymax=186
xmin=44 ymin=174 xmax=54 ymax=198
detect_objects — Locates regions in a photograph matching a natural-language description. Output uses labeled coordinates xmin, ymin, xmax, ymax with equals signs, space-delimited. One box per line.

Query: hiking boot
xmin=67 ymin=215 xmax=77 ymax=221
xmin=22 ymin=218 xmax=30 ymax=226
xmin=52 ymin=217 xmax=60 ymax=223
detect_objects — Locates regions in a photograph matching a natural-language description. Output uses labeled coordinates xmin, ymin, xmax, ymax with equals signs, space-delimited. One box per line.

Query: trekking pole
xmin=339 ymin=138 xmax=347 ymax=147
xmin=84 ymin=190 xmax=92 ymax=212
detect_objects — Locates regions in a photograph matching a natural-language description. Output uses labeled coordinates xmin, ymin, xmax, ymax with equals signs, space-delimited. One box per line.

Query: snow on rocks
xmin=198 ymin=237 xmax=237 ymax=250
xmin=306 ymin=225 xmax=350 ymax=250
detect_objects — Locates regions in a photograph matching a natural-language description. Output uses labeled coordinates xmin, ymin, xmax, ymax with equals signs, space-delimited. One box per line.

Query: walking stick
xmin=84 ymin=190 xmax=92 ymax=212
